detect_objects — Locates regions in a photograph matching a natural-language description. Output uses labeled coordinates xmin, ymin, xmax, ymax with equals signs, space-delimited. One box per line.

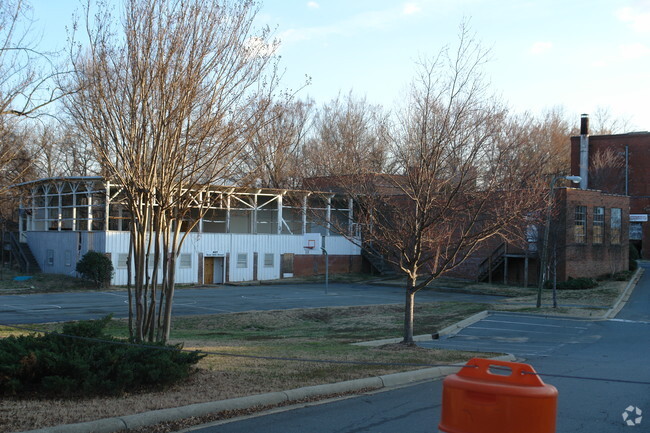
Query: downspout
xmin=625 ymin=145 xmax=629 ymax=195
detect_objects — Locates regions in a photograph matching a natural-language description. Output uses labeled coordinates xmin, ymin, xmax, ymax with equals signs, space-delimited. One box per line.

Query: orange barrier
xmin=438 ymin=358 xmax=558 ymax=433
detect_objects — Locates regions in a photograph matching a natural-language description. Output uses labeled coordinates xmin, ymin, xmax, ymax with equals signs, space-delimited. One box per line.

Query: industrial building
xmin=11 ymin=177 xmax=361 ymax=285
xmin=571 ymin=115 xmax=650 ymax=257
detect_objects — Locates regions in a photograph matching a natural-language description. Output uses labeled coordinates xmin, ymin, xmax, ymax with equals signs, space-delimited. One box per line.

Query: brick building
xmin=570 ymin=120 xmax=650 ymax=257
xmin=444 ymin=187 xmax=629 ymax=284
xmin=550 ymin=188 xmax=629 ymax=280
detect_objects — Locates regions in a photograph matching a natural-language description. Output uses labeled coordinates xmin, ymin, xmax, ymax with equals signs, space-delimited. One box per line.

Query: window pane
xmin=117 ymin=253 xmax=129 ymax=269
xmin=264 ymin=253 xmax=274 ymax=267
xmin=180 ymin=253 xmax=191 ymax=268
xmin=593 ymin=207 xmax=604 ymax=244
xmin=611 ymin=208 xmax=622 ymax=244
xmin=574 ymin=206 xmax=586 ymax=243
xmin=630 ymin=222 xmax=642 ymax=241
xmin=237 ymin=253 xmax=247 ymax=268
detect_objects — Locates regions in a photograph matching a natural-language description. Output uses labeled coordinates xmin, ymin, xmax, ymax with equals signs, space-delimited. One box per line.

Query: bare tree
xmin=29 ymin=121 xmax=100 ymax=178
xmin=590 ymin=106 xmax=632 ymax=135
xmin=0 ymin=0 xmax=64 ymax=117
xmin=238 ymin=97 xmax=313 ymax=189
xmin=589 ymin=147 xmax=626 ymax=194
xmin=0 ymin=0 xmax=68 ymax=201
xmin=529 ymin=107 xmax=575 ymax=175
xmin=302 ymin=91 xmax=390 ymax=177
xmin=320 ymin=24 xmax=545 ymax=344
xmin=64 ymin=0 xmax=279 ymax=343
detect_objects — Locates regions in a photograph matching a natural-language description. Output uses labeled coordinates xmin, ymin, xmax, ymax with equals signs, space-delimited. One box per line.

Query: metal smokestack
xmin=580 ymin=114 xmax=589 ymax=135
xmin=579 ymin=114 xmax=589 ymax=190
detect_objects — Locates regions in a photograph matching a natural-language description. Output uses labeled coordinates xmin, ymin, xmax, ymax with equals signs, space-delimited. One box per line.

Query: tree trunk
xmin=403 ymin=276 xmax=416 ymax=344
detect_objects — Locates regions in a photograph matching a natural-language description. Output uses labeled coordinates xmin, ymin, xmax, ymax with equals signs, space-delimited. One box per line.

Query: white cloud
xmin=279 ymin=3 xmax=429 ymax=47
xmin=307 ymin=1 xmax=320 ymax=9
xmin=403 ymin=2 xmax=421 ymax=15
xmin=616 ymin=6 xmax=650 ymax=32
xmin=279 ymin=8 xmax=397 ymax=45
xmin=529 ymin=41 xmax=553 ymax=55
xmin=619 ymin=42 xmax=650 ymax=59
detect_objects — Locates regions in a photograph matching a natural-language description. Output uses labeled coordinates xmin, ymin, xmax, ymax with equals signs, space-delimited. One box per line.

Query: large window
xmin=593 ymin=207 xmax=604 ymax=244
xmin=611 ymin=208 xmax=622 ymax=245
xmin=574 ymin=206 xmax=587 ymax=243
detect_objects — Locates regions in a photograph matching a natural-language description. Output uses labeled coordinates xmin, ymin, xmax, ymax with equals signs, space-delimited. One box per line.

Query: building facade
xmin=15 ymin=177 xmax=362 ymax=285
xmin=570 ymin=116 xmax=650 ymax=256
xmin=551 ymin=188 xmax=629 ymax=280
xmin=444 ymin=187 xmax=629 ymax=284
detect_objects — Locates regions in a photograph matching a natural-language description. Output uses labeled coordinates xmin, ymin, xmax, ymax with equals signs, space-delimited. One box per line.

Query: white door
xmin=213 ymin=257 xmax=224 ymax=284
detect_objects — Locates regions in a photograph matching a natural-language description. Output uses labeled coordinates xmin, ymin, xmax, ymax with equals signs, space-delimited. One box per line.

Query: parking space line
xmin=467 ymin=325 xmax=581 ymax=335
xmin=481 ymin=318 xmax=589 ymax=330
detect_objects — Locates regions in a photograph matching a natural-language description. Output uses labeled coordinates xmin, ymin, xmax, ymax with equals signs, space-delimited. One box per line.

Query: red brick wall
xmin=570 ymin=133 xmax=650 ymax=200
xmin=293 ymin=255 xmax=363 ymax=277
xmin=555 ymin=188 xmax=629 ymax=280
xmin=571 ymin=132 xmax=648 ymax=256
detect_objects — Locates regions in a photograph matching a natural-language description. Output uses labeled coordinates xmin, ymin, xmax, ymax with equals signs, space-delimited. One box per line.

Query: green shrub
xmin=597 ymin=270 xmax=633 ymax=281
xmin=612 ymin=270 xmax=633 ymax=281
xmin=0 ymin=316 xmax=204 ymax=397
xmin=76 ymin=251 xmax=114 ymax=288
xmin=629 ymin=244 xmax=640 ymax=271
xmin=545 ymin=277 xmax=598 ymax=290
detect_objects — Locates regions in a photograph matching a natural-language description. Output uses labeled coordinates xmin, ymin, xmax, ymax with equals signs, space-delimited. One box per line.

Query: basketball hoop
xmin=304 ymin=245 xmax=314 ymax=250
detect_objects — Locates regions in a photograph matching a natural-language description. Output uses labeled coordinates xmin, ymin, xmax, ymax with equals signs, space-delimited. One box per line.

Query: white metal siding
xmin=31 ymin=231 xmax=360 ymax=285
xmin=26 ymin=231 xmax=107 ymax=277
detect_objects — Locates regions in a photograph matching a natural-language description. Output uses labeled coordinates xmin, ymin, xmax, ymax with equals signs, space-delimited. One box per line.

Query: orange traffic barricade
xmin=439 ymin=358 xmax=558 ymax=433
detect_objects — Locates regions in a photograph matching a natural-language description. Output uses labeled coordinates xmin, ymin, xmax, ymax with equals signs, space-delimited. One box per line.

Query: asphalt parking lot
xmin=0 ymin=282 xmax=504 ymax=324
xmin=419 ymin=311 xmax=598 ymax=357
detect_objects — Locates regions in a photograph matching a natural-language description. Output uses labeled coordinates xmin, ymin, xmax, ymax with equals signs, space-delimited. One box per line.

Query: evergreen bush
xmin=545 ymin=277 xmax=598 ymax=290
xmin=0 ymin=316 xmax=204 ymax=397
xmin=76 ymin=251 xmax=114 ymax=288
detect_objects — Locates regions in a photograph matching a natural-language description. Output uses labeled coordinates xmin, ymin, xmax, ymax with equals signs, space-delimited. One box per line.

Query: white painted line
xmin=481 ymin=319 xmax=589 ymax=330
xmin=2 ymin=304 xmax=63 ymax=312
xmin=449 ymin=336 xmax=557 ymax=348
xmin=425 ymin=342 xmax=552 ymax=356
xmin=608 ymin=318 xmax=650 ymax=324
xmin=468 ymin=326 xmax=575 ymax=335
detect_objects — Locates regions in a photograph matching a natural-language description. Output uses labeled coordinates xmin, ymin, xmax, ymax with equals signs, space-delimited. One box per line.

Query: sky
xmin=29 ymin=0 xmax=650 ymax=130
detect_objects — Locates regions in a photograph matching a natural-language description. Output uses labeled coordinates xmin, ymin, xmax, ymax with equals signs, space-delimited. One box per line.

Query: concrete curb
xmin=603 ymin=267 xmax=644 ymax=320
xmin=437 ymin=311 xmax=489 ymax=338
xmin=16 ymin=355 xmax=514 ymax=433
xmin=352 ymin=310 xmax=489 ymax=347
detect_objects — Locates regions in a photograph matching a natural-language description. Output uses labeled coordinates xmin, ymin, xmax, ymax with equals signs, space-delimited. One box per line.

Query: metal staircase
xmin=361 ymin=243 xmax=392 ymax=275
xmin=7 ymin=232 xmax=40 ymax=273
xmin=477 ymin=242 xmax=506 ymax=283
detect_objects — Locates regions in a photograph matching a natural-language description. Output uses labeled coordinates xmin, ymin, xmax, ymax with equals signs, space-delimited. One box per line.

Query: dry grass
xmin=0 ymin=268 xmax=94 ymax=295
xmin=0 ymin=302 xmax=493 ymax=433
xmin=490 ymin=279 xmax=629 ymax=318
xmin=0 ymin=272 xmax=634 ymax=431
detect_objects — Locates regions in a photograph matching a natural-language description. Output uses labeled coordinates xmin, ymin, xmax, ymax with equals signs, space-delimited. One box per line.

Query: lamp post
xmin=536 ymin=175 xmax=581 ymax=308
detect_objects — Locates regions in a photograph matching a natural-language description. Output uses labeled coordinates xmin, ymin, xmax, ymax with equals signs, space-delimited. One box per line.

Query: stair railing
xmin=8 ymin=232 xmax=31 ymax=273
xmin=478 ymin=242 xmax=506 ymax=282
